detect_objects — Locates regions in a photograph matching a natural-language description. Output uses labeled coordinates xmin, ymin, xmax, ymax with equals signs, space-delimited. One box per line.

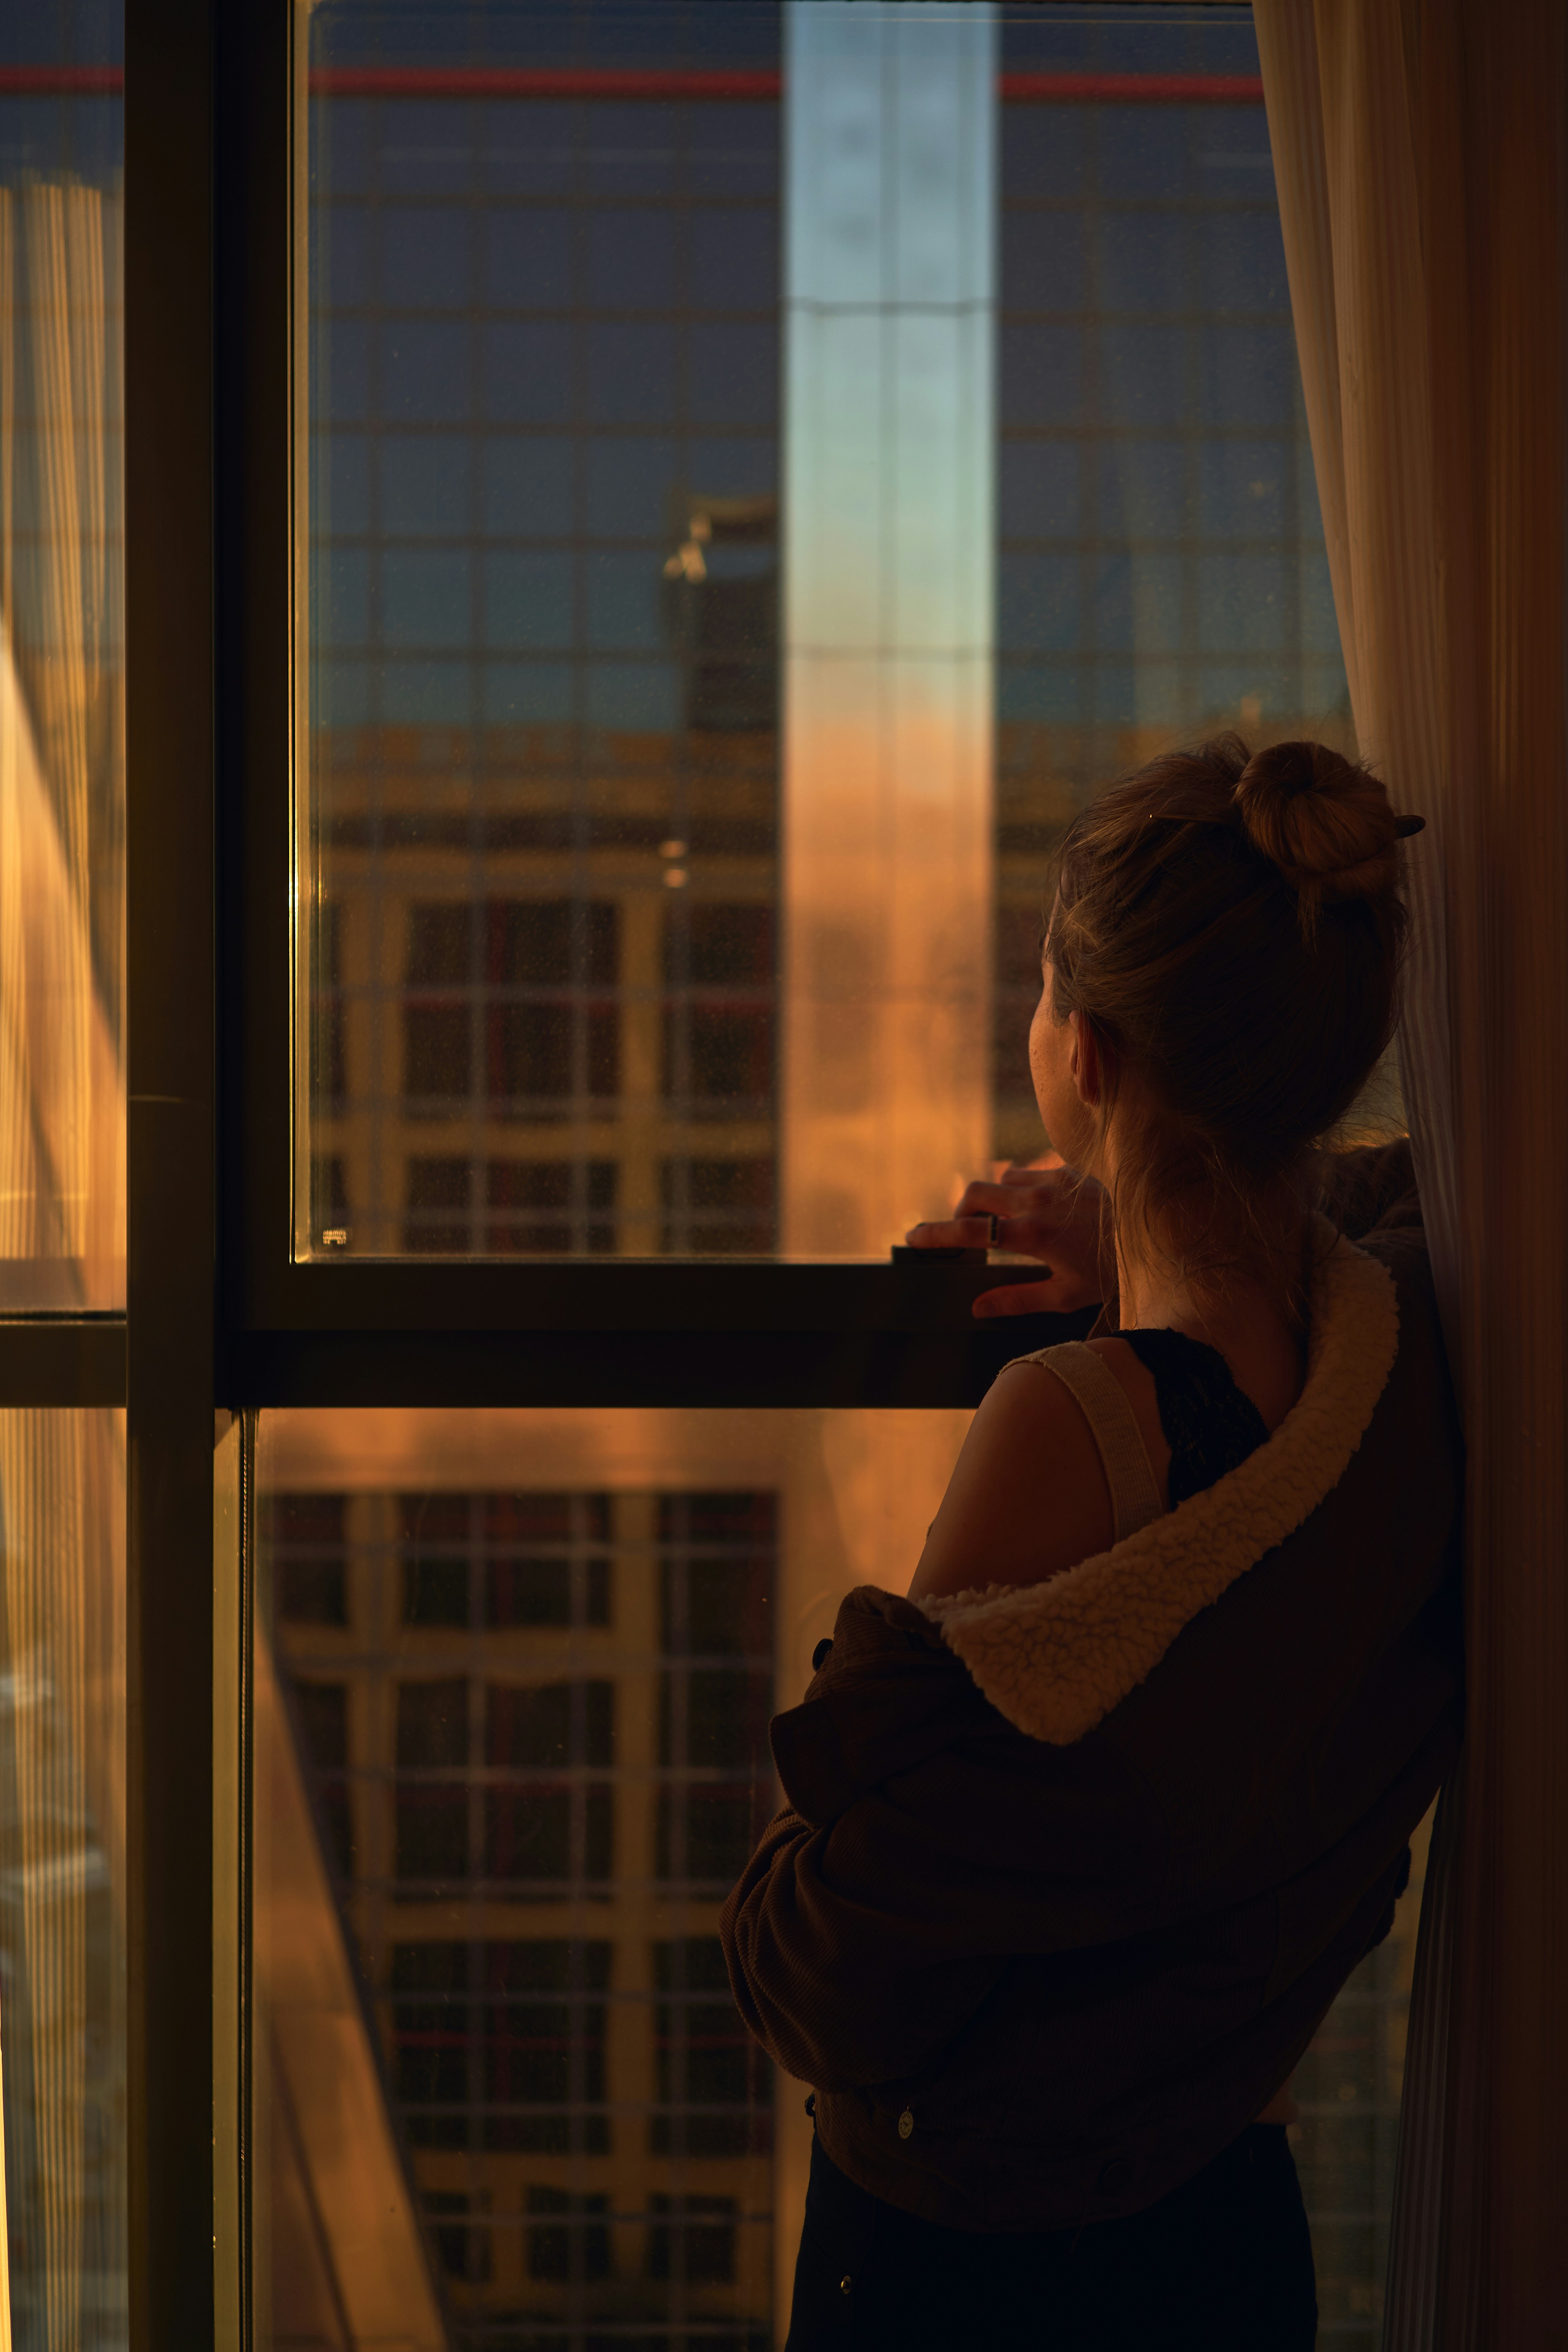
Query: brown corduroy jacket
xmin=720 ymin=1149 xmax=1462 ymax=2231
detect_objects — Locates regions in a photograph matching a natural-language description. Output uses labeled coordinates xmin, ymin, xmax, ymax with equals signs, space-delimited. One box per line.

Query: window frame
xmin=214 ymin=2 xmax=1081 ymax=1412
xmin=0 ymin=7 xmax=1388 ymax=2348
xmin=120 ymin=5 xmax=228 ymax=2348
xmin=105 ymin=7 xmax=1176 ymax=2347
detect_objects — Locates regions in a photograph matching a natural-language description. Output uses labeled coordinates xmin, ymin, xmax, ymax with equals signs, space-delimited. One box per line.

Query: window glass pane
xmin=301 ymin=2 xmax=1366 ymax=1265
xmin=256 ymin=1406 xmax=978 ymax=2350
xmin=0 ymin=1409 xmax=128 ymax=2339
xmin=1291 ymin=1806 xmax=1435 ymax=2343
xmin=991 ymin=13 xmax=1367 ymax=1158
xmin=255 ymin=1402 xmax=1426 ymax=2352
xmin=0 ymin=11 xmax=126 ymax=1308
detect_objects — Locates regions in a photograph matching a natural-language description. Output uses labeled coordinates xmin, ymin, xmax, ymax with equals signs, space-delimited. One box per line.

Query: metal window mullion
xmin=1179 ymin=140 xmax=1205 ymax=727
xmin=124 ymin=0 xmax=232 ymax=2343
xmin=363 ymin=100 xmax=393 ymax=1257
xmin=568 ymin=896 xmax=587 ymax=1242
xmin=468 ymin=218 xmax=489 ymax=1258
xmin=669 ymin=1518 xmax=690 ymax=1899
xmin=668 ymin=1508 xmax=692 ymax=2312
xmin=671 ymin=150 xmax=694 ymax=1165
xmin=1080 ymin=152 xmax=1103 ymax=729
xmin=469 ymin=891 xmax=486 ymax=1259
xmin=467 ymin=1493 xmax=486 ymax=2140
xmin=567 ymin=110 xmax=594 ymax=1304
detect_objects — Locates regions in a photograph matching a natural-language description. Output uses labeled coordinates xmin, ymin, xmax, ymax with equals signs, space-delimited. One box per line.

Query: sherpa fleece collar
xmin=920 ymin=1216 xmax=1399 ymax=1746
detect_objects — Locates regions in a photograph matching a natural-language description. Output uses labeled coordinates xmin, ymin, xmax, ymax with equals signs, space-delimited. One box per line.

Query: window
xmin=55 ymin=3 xmax=1427 ymax=2347
xmin=296 ymin=3 xmax=1359 ymax=1273
xmin=653 ymin=1937 xmax=772 ymax=2158
xmin=258 ymin=1427 xmax=793 ymax=2347
xmin=0 ymin=1413 xmax=128 ymax=2343
xmin=243 ymin=12 xmax=1417 ymax=2347
xmin=0 ymin=12 xmax=130 ymax=2342
xmin=526 ymin=2183 xmax=612 ymax=2285
xmin=0 ymin=21 xmax=126 ymax=1312
xmin=305 ymin=10 xmax=784 ymax=1261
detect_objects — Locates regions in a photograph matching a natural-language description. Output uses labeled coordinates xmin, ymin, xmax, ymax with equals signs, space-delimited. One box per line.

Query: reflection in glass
xmin=256 ymin=1409 xmax=974 ymax=2348
xmin=301 ymin=3 xmax=1358 ymax=1261
xmin=1291 ymin=1805 xmax=1433 ymax=2340
xmin=303 ymin=9 xmax=1363 ymax=1260
xmin=254 ymin=1591 xmax=447 ymax=2352
xmin=255 ymin=1404 xmax=1426 ymax=2348
xmin=0 ymin=1410 xmax=128 ymax=2345
xmin=0 ymin=68 xmax=126 ymax=1308
xmin=303 ymin=2 xmax=783 ymax=1262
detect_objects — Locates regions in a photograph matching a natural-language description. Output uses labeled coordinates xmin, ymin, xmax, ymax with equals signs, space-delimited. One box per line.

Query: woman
xmin=721 ymin=736 xmax=1463 ymax=2350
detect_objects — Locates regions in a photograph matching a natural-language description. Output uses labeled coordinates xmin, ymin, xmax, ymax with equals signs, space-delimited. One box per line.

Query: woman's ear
xmin=1068 ymin=1012 xmax=1101 ymax=1107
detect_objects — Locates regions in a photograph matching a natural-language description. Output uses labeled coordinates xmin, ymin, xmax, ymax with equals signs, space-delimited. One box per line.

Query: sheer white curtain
xmin=1254 ymin=2 xmax=1568 ymax=2341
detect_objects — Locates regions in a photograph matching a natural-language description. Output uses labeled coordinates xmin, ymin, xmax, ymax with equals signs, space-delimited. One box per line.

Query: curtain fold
xmin=1254 ymin=3 xmax=1568 ymax=2342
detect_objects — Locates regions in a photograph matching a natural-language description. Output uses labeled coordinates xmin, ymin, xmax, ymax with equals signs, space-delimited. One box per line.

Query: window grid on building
xmin=263 ymin=1484 xmax=776 ymax=2350
xmin=304 ymin=15 xmax=1354 ymax=1244
xmin=307 ymin=39 xmax=783 ymax=1260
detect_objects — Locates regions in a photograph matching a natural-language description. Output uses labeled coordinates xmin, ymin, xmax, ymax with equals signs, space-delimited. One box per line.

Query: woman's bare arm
xmin=907 ymin=1360 xmax=1122 ymax=1603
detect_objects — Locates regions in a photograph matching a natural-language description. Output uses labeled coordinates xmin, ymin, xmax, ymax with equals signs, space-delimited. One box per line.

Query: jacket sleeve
xmin=719 ymin=1586 xmax=1170 ymax=2091
xmin=1317 ymin=1139 xmax=1421 ymax=1240
xmin=719 ymin=1800 xmax=1010 ymax=2090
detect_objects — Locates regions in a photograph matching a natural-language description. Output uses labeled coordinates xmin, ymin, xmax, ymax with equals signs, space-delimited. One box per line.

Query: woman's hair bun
xmin=1233 ymin=738 xmax=1399 ymax=909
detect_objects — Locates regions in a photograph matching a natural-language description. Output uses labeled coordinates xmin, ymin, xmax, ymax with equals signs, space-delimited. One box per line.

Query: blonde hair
xmin=1048 ymin=734 xmax=1410 ymax=1301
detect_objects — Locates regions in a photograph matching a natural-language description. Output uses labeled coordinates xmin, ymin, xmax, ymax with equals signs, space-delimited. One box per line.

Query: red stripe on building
xmin=0 ymin=65 xmax=124 ymax=96
xmin=309 ymin=66 xmax=782 ymax=102
xmin=1001 ymin=71 xmax=1264 ymax=105
xmin=0 ymin=64 xmax=1266 ymax=106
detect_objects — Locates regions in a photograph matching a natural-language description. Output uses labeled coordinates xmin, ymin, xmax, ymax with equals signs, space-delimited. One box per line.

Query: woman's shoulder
xmin=907 ymin=1347 xmax=1123 ymax=1605
xmin=1080 ymin=1334 xmax=1175 ymax=1494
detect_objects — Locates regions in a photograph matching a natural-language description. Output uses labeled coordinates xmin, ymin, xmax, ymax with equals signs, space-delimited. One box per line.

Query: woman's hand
xmin=903 ymin=1158 xmax=1114 ymax=1318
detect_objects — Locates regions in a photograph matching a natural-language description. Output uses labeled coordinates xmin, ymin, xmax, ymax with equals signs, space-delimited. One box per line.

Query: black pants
xmin=786 ymin=2125 xmax=1318 ymax=2351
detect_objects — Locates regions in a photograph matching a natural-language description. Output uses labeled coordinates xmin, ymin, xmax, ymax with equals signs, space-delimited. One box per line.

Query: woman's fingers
xmin=904 ymin=1210 xmax=1051 ymax=1252
xmin=905 ymin=1168 xmax=1108 ymax=1301
xmin=904 ymin=1205 xmax=1090 ymax=1262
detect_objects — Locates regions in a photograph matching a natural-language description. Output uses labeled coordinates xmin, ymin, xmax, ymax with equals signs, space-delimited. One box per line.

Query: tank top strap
xmin=1119 ymin=1328 xmax=1271 ymax=1507
xmin=1013 ymin=1338 xmax=1164 ymax=1543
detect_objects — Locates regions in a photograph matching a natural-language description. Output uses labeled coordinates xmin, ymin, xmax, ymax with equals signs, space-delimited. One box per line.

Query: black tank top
xmin=1118 ymin=1328 xmax=1271 ymax=1506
